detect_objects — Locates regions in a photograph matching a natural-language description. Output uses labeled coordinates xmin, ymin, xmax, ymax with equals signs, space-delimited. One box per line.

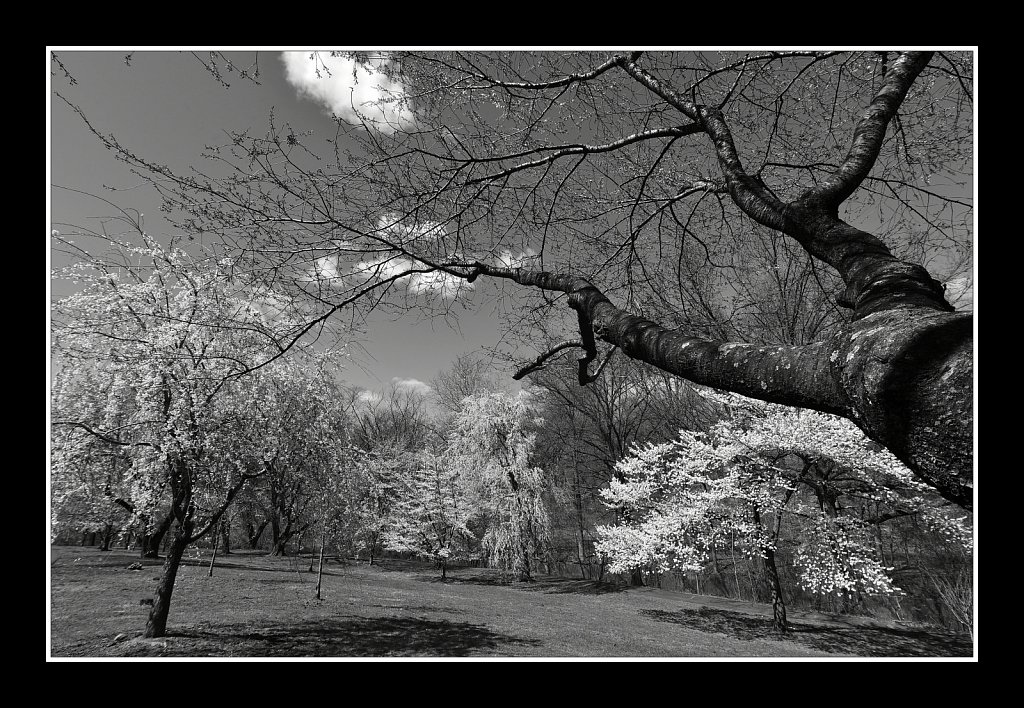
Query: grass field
xmin=48 ymin=546 xmax=973 ymax=659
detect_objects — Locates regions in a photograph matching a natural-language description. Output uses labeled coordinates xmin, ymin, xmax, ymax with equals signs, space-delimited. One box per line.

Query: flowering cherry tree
xmin=597 ymin=391 xmax=971 ymax=631
xmin=383 ymin=450 xmax=477 ymax=579
xmin=51 ymin=233 xmax=326 ymax=637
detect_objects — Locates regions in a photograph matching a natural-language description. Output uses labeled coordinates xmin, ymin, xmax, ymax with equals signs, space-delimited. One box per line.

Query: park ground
xmin=49 ymin=546 xmax=973 ymax=659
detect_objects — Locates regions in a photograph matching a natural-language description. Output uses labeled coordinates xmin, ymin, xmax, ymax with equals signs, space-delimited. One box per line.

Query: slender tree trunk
xmin=270 ymin=515 xmax=283 ymax=555
xmin=752 ymin=507 xmax=787 ymax=633
xmin=207 ymin=524 xmax=220 ymax=577
xmin=315 ymin=528 xmax=326 ymax=600
xmin=731 ymin=533 xmax=742 ymax=601
xmin=307 ymin=531 xmax=315 ymax=572
xmin=144 ymin=521 xmax=192 ymax=638
xmin=763 ymin=548 xmax=787 ymax=632
xmin=573 ymin=459 xmax=589 ymax=579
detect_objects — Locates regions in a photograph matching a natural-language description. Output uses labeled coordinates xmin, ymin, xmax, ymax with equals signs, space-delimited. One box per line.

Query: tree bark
xmin=141 ymin=514 xmax=173 ymax=559
xmin=218 ymin=518 xmax=231 ymax=555
xmin=99 ymin=523 xmax=113 ymax=551
xmin=144 ymin=519 xmax=192 ymax=638
xmin=315 ymin=528 xmax=326 ymax=600
xmin=246 ymin=518 xmax=269 ymax=549
xmin=753 ymin=506 xmax=788 ymax=633
xmin=207 ymin=523 xmax=220 ymax=577
xmin=468 ymin=262 xmax=971 ymax=508
xmin=457 ymin=51 xmax=971 ymax=509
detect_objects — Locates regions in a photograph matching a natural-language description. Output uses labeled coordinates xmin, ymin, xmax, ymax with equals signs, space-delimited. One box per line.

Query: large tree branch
xmin=464 ymin=264 xmax=850 ymax=416
xmin=617 ymin=52 xmax=951 ymax=318
xmin=808 ymin=51 xmax=934 ymax=207
xmin=616 ymin=54 xmax=788 ymax=231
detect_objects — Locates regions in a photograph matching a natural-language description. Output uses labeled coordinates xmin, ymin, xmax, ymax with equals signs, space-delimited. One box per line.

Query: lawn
xmin=48 ymin=546 xmax=973 ymax=659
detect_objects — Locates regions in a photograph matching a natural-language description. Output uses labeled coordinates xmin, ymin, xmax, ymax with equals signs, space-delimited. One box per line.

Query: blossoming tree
xmin=51 ymin=232 xmax=334 ymax=637
xmin=597 ymin=392 xmax=971 ymax=631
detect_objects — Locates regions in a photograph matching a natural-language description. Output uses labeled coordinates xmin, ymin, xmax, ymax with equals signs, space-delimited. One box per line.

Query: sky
xmin=48 ymin=49 xmax=518 ymax=396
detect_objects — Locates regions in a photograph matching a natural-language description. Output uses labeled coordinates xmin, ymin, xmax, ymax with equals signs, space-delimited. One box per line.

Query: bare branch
xmin=809 ymin=51 xmax=934 ymax=206
xmin=512 ymin=340 xmax=585 ymax=380
xmin=465 ymin=125 xmax=701 ymax=185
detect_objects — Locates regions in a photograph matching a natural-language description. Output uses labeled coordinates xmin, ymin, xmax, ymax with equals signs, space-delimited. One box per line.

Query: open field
xmin=49 ymin=546 xmax=973 ymax=659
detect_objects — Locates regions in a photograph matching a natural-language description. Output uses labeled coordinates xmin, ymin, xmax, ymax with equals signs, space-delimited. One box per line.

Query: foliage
xmin=382 ymin=450 xmax=477 ymax=574
xmin=596 ymin=392 xmax=972 ymax=602
xmin=448 ymin=392 xmax=551 ymax=580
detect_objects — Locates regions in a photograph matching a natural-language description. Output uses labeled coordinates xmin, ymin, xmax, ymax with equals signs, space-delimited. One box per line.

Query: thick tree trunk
xmin=246 ymin=519 xmax=269 ymax=549
xmin=141 ymin=515 xmax=173 ymax=559
xmin=144 ymin=522 xmax=192 ymax=638
xmin=751 ymin=507 xmax=787 ymax=632
xmin=99 ymin=523 xmax=113 ymax=551
xmin=472 ymin=262 xmax=972 ymax=508
xmin=218 ymin=519 xmax=231 ymax=555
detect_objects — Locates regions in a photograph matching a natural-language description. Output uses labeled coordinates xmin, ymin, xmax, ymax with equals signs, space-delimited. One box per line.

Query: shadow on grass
xmin=415 ymin=571 xmax=631 ymax=595
xmin=639 ymin=607 xmax=972 ymax=657
xmin=174 ymin=616 xmax=541 ymax=657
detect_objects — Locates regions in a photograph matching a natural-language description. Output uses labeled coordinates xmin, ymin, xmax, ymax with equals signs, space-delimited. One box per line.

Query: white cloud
xmin=356 ymin=389 xmax=383 ymax=405
xmin=496 ymin=247 xmax=539 ymax=269
xmin=280 ymin=52 xmax=415 ymax=134
xmin=391 ymin=377 xmax=431 ymax=394
xmin=351 ymin=255 xmax=472 ymax=301
xmin=407 ymin=270 xmax=472 ymax=300
xmin=311 ymin=255 xmax=344 ymax=282
xmin=352 ymin=255 xmax=418 ymax=282
xmin=943 ymin=276 xmax=973 ymax=312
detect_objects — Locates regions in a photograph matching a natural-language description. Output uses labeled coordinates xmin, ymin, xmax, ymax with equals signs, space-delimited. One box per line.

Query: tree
xmin=527 ymin=355 xmax=719 ymax=583
xmin=50 ymin=231 xmax=327 ymax=637
xmin=383 ymin=450 xmax=476 ymax=579
xmin=431 ymin=353 xmax=500 ymax=415
xmin=597 ymin=392 xmax=971 ymax=631
xmin=54 ymin=49 xmax=974 ymax=508
xmin=448 ymin=391 xmax=551 ymax=581
xmin=343 ymin=447 xmax=402 ymax=565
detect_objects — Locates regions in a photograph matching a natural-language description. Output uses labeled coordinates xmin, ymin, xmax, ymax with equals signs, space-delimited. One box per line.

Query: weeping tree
xmin=448 ymin=391 xmax=551 ymax=582
xmin=54 ymin=49 xmax=974 ymax=509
